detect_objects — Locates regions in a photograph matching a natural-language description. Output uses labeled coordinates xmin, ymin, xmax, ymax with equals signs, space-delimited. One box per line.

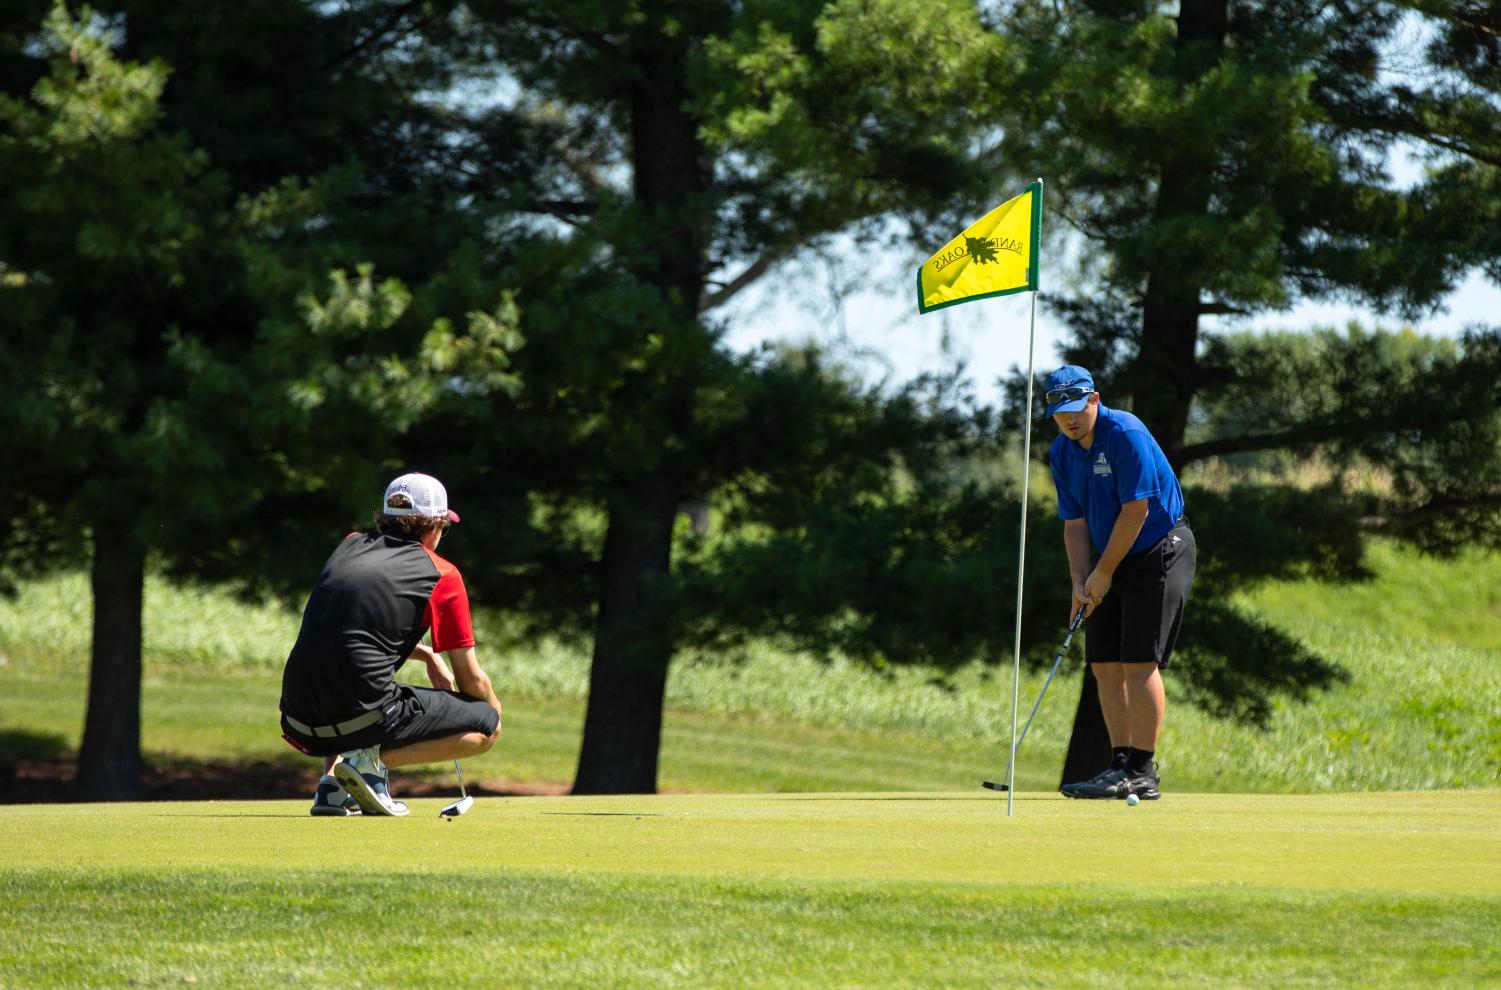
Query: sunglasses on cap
xmin=1046 ymin=385 xmax=1094 ymax=404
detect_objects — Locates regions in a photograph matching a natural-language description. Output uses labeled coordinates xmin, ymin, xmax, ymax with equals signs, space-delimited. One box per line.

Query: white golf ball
xmin=1125 ymin=794 xmax=1140 ymax=807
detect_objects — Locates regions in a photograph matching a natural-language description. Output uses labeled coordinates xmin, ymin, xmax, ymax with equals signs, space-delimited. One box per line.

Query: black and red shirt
xmin=280 ymin=530 xmax=475 ymax=726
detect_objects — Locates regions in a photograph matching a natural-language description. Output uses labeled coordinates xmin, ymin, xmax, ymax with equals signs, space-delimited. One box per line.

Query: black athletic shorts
xmin=1084 ymin=520 xmax=1196 ymax=669
xmin=281 ymin=683 xmax=499 ymax=759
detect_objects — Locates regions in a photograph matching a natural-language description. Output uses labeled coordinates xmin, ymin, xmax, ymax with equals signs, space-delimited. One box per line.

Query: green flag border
xmin=916 ymin=180 xmax=1043 ymax=315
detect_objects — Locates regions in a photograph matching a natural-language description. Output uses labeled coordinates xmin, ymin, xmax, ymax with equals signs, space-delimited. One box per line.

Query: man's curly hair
xmin=375 ymin=493 xmax=451 ymax=539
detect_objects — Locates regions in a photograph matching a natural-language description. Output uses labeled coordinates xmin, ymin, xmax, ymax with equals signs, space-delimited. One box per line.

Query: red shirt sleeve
xmin=421 ymin=549 xmax=476 ymax=653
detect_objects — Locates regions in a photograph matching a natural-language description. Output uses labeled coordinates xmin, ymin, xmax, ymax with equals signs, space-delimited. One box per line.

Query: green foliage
xmin=997 ymin=2 xmax=1501 ymax=320
xmin=998 ymin=3 xmax=1320 ymax=305
xmin=993 ymin=2 xmax=1501 ymax=480
xmin=1193 ymin=326 xmax=1501 ymax=555
xmin=0 ymin=1 xmax=527 ymax=602
xmin=0 ymin=2 xmax=532 ymax=800
xmin=988 ymin=1 xmax=1501 ymax=758
xmin=8 ymin=0 xmax=1497 ymax=797
xmin=698 ymin=0 xmax=1004 ymax=251
xmin=0 ymin=2 xmax=223 ymax=567
xmin=379 ymin=3 xmax=1019 ymax=718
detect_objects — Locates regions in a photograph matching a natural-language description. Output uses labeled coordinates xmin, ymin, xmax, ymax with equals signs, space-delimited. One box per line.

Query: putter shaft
xmin=987 ymin=607 xmax=1087 ymax=793
xmin=1014 ymin=607 xmax=1087 ymax=751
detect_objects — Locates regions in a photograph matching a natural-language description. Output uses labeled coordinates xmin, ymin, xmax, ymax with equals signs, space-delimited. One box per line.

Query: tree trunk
xmin=76 ymin=527 xmax=146 ymax=801
xmin=572 ymin=469 xmax=682 ymax=794
xmin=1123 ymin=0 xmax=1228 ymax=461
xmin=1133 ymin=282 xmax=1201 ymax=458
xmin=1061 ymin=0 xmax=1227 ymax=784
xmin=571 ymin=14 xmax=706 ymax=794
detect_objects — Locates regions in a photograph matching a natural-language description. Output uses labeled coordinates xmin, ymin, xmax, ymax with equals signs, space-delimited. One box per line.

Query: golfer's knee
xmin=1092 ymin=661 xmax=1125 ymax=687
xmin=474 ymin=726 xmax=499 ymax=754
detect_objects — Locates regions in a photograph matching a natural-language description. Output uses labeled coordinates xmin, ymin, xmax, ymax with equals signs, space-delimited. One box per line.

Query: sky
xmin=720 ymin=243 xmax=1501 ymax=410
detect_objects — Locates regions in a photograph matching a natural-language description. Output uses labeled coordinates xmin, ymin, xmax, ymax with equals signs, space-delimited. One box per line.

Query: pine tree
xmin=990 ymin=0 xmax=1501 ymax=782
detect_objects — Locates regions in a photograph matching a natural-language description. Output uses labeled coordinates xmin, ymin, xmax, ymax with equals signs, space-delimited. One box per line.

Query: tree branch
xmin=699 ymin=253 xmax=779 ymax=314
xmin=1197 ymin=300 xmax=1251 ymax=316
xmin=465 ymin=1 xmax=624 ymax=61
xmin=1175 ymin=420 xmax=1366 ymax=465
xmin=1453 ymin=3 xmax=1501 ymax=39
xmin=1362 ymin=493 xmax=1501 ymax=534
xmin=325 ymin=1 xmax=427 ymax=72
xmin=1327 ymin=101 xmax=1501 ymax=170
xmin=528 ymin=198 xmax=597 ymax=222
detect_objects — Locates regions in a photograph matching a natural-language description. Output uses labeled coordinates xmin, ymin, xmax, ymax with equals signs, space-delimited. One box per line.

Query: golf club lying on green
xmin=440 ymin=760 xmax=473 ymax=818
xmin=984 ymin=605 xmax=1088 ymax=792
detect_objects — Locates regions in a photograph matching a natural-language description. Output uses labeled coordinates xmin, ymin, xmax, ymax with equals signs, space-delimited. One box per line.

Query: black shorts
xmin=281 ymin=683 xmax=499 ymax=759
xmin=1084 ymin=521 xmax=1196 ymax=669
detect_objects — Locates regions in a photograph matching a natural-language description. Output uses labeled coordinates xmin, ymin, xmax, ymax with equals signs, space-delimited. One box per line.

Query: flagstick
xmin=912 ymin=178 xmax=1042 ymax=813
xmin=1005 ymin=285 xmax=1039 ymax=817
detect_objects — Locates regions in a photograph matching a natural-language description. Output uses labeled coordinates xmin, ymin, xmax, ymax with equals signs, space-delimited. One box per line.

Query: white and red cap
xmin=381 ymin=472 xmax=460 ymax=523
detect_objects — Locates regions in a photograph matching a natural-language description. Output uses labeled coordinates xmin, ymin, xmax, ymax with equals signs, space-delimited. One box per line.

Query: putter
xmin=439 ymin=760 xmax=474 ymax=818
xmin=984 ymin=606 xmax=1088 ymax=792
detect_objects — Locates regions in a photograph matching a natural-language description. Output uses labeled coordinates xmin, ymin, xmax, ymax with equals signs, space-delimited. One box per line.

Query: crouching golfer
xmin=1046 ymin=365 xmax=1195 ymax=801
xmin=279 ymin=472 xmax=502 ymax=817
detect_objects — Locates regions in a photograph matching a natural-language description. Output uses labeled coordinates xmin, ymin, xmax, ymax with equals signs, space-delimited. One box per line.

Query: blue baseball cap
xmin=1044 ymin=365 xmax=1095 ymax=416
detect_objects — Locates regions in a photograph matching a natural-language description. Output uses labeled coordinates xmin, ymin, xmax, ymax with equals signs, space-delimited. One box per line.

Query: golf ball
xmin=1126 ymin=794 xmax=1140 ymax=807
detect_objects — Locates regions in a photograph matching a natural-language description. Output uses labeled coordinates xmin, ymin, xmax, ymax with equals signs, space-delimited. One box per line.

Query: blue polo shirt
xmin=1049 ymin=404 xmax=1184 ymax=556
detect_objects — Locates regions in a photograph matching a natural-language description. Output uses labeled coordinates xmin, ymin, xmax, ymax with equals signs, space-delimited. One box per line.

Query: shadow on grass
xmin=0 ymin=729 xmax=69 ymax=759
xmin=0 ymin=750 xmax=568 ymax=804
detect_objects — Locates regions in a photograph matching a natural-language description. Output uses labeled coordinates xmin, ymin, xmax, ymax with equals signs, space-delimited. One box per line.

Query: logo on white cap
xmin=381 ymin=473 xmax=460 ymax=523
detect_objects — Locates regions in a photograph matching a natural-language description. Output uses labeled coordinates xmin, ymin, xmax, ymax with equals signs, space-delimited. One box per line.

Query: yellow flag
xmin=917 ymin=181 xmax=1042 ymax=314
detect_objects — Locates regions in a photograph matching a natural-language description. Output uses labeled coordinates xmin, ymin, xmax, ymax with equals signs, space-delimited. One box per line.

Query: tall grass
xmin=1 ymin=539 xmax=1497 ymax=792
xmin=0 ymin=573 xmax=298 ymax=671
xmin=0 ymin=572 xmax=1028 ymax=738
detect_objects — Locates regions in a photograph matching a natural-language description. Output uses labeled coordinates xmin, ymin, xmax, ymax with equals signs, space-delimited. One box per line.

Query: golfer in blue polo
xmin=1046 ymin=365 xmax=1196 ymax=800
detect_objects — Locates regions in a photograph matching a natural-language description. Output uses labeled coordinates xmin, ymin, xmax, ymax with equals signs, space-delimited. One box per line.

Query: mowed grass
xmin=1 ymin=792 xmax=1498 ymax=988
xmin=1 ymin=538 xmax=1498 ymax=794
xmin=2 ymin=544 xmax=1499 ymax=987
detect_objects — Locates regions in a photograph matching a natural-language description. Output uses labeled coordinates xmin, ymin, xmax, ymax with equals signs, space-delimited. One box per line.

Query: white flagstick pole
xmin=1005 ymin=287 xmax=1038 ymax=817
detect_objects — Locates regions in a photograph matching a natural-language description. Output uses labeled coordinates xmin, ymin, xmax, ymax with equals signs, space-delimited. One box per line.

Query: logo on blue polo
xmin=1092 ymin=453 xmax=1111 ymax=476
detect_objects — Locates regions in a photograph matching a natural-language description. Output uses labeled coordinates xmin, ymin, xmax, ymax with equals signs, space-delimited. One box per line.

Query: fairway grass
xmin=2 ymin=791 xmax=1498 ymax=988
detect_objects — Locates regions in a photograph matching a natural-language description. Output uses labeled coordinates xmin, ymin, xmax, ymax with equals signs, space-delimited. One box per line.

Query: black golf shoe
xmin=1061 ymin=766 xmax=1131 ymax=799
xmin=1123 ymin=765 xmax=1161 ymax=800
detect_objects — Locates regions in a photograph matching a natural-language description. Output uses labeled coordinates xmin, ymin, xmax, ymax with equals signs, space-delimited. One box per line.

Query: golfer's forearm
xmin=1063 ymin=520 xmax=1092 ymax=584
xmin=449 ymin=647 xmax=503 ymax=719
xmin=463 ymin=671 xmax=501 ymax=716
xmin=453 ymin=665 xmax=490 ymax=701
xmin=1094 ymin=500 xmax=1149 ymax=576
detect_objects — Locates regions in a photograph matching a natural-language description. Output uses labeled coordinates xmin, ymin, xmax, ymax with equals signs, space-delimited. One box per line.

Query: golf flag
xmin=917 ymin=177 xmax=1047 ymax=816
xmin=916 ymin=181 xmax=1042 ymax=314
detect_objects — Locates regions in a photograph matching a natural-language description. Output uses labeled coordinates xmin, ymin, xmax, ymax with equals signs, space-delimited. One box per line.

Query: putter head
xmin=439 ymin=795 xmax=474 ymax=818
xmin=981 ymin=780 xmax=1009 ymax=791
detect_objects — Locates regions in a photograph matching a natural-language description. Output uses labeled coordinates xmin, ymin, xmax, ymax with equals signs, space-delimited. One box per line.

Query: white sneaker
xmin=333 ymin=746 xmax=409 ymax=817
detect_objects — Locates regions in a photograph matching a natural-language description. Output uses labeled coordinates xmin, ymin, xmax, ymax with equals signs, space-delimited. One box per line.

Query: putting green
xmin=2 ymin=791 xmax=1497 ymax=989
xmin=4 ymin=790 xmax=1497 ymax=894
